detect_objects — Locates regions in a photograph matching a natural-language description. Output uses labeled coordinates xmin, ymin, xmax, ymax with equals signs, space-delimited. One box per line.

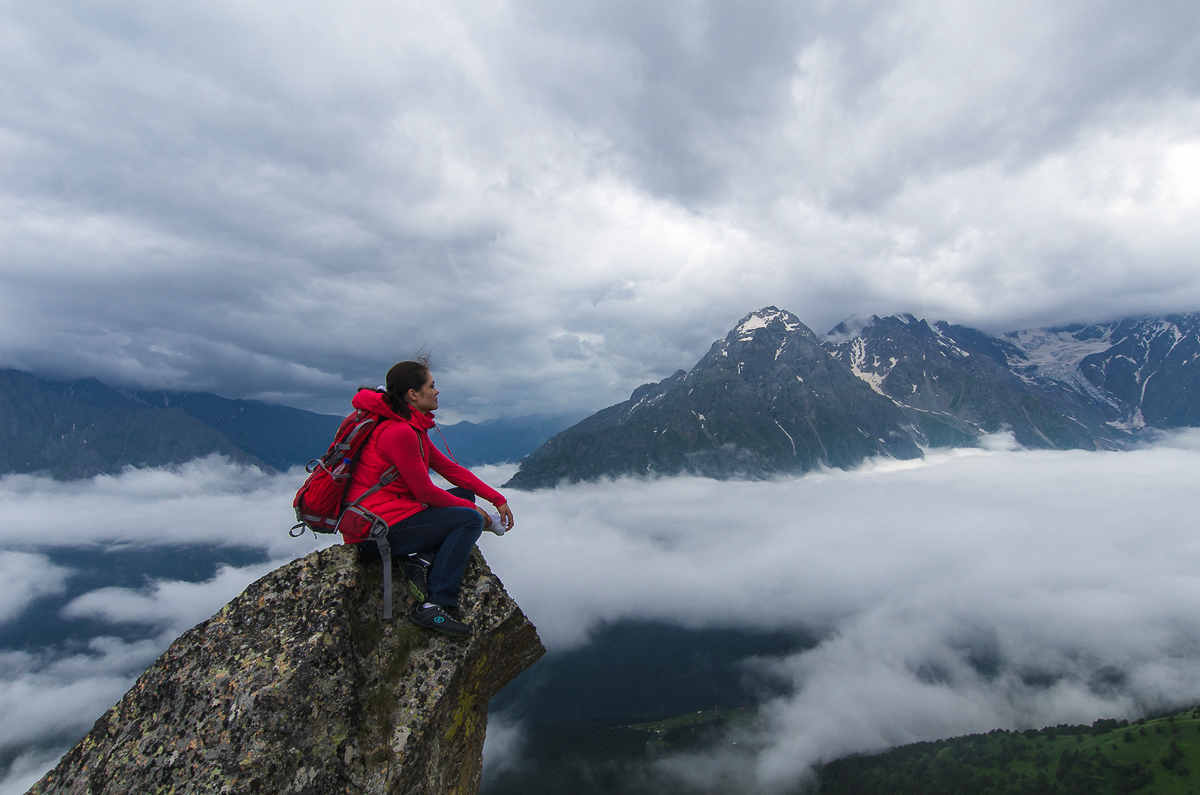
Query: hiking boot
xmin=397 ymin=555 xmax=431 ymax=602
xmin=409 ymin=604 xmax=471 ymax=636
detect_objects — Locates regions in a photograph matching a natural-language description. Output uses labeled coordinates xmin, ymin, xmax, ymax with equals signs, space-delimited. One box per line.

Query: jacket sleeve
xmin=428 ymin=444 xmax=508 ymax=506
xmin=375 ymin=424 xmax=479 ymax=511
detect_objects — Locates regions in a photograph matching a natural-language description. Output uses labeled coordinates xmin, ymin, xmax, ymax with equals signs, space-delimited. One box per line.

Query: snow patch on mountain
xmin=930 ymin=323 xmax=971 ymax=358
xmin=847 ymin=339 xmax=890 ymax=396
xmin=775 ymin=420 xmax=797 ymax=456
xmin=736 ymin=307 xmax=803 ymax=340
xmin=1108 ymin=409 xmax=1147 ymax=432
xmin=1004 ymin=327 xmax=1118 ymax=408
xmin=1006 ymin=328 xmax=1113 ymax=378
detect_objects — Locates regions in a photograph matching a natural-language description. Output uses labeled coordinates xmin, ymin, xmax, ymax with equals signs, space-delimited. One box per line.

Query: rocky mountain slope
xmin=0 ymin=370 xmax=349 ymax=477
xmin=824 ymin=314 xmax=1126 ymax=450
xmin=119 ymin=388 xmax=344 ymax=470
xmin=0 ymin=370 xmax=268 ymax=479
xmin=1006 ymin=313 xmax=1200 ymax=430
xmin=506 ymin=308 xmax=923 ymax=489
xmin=0 ymin=369 xmax=581 ymax=479
xmin=27 ymin=544 xmax=544 ymax=795
xmin=506 ymin=307 xmax=1200 ymax=489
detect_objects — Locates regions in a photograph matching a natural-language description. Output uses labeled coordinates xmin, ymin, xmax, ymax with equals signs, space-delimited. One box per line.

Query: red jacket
xmin=341 ymin=389 xmax=507 ymax=543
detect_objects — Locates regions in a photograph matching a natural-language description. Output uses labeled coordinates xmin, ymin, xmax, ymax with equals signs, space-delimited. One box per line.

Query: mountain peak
xmin=505 ymin=307 xmax=920 ymax=488
xmin=704 ymin=307 xmax=822 ymax=366
xmin=732 ymin=306 xmax=804 ymax=338
xmin=824 ymin=314 xmax=879 ymax=344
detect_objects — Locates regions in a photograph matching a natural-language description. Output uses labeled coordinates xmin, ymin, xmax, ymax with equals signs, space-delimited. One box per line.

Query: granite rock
xmin=27 ymin=544 xmax=544 ymax=795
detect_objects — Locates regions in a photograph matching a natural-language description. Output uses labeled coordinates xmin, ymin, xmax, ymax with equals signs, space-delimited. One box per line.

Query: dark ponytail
xmin=383 ymin=356 xmax=431 ymax=418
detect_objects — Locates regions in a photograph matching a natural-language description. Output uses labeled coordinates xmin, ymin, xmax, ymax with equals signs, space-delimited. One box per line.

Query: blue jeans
xmin=359 ymin=487 xmax=483 ymax=607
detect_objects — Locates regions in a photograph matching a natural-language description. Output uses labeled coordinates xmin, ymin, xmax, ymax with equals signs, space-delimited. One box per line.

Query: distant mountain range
xmin=505 ymin=308 xmax=1200 ymax=489
xmin=431 ymin=413 xmax=586 ymax=467
xmin=7 ymin=306 xmax=1195 ymax=483
xmin=0 ymin=370 xmax=342 ymax=478
xmin=0 ymin=370 xmax=578 ymax=479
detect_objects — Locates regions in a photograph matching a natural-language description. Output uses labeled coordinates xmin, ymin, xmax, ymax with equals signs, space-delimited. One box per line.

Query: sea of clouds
xmin=3 ymin=434 xmax=1200 ymax=792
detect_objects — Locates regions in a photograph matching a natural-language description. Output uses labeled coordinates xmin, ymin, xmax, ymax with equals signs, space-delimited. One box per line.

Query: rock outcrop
xmin=27 ymin=544 xmax=544 ymax=795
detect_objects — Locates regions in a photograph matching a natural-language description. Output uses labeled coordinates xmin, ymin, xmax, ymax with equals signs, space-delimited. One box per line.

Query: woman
xmin=342 ymin=359 xmax=514 ymax=636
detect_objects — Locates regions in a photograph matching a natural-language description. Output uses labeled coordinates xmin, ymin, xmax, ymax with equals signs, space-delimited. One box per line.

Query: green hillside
xmin=819 ymin=707 xmax=1200 ymax=795
xmin=482 ymin=705 xmax=1200 ymax=795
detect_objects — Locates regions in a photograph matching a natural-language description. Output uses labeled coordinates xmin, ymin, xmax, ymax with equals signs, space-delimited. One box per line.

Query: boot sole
xmin=406 ymin=579 xmax=427 ymax=602
xmin=397 ymin=561 xmax=429 ymax=602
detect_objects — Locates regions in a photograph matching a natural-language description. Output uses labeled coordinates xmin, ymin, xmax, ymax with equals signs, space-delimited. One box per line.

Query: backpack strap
xmin=378 ymin=534 xmax=393 ymax=621
xmin=340 ymin=463 xmax=399 ymax=621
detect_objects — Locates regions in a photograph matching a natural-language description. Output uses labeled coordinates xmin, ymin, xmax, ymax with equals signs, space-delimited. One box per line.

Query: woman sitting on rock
xmin=343 ymin=358 xmax=514 ymax=636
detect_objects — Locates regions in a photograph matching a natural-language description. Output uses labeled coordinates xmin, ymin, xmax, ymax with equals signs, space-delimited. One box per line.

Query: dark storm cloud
xmin=2 ymin=1 xmax=1199 ymax=417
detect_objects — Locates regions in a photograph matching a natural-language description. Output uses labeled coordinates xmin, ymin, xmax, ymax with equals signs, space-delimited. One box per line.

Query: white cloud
xmin=0 ymin=636 xmax=164 ymax=753
xmin=0 ymin=553 xmax=68 ymax=625
xmin=0 ymin=456 xmax=332 ymax=559
xmin=61 ymin=561 xmax=279 ymax=634
xmin=480 ymin=714 xmax=526 ymax=785
xmin=0 ymin=746 xmax=73 ymax=795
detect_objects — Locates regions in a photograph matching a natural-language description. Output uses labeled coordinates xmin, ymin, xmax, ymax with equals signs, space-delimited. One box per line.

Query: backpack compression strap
xmin=340 ymin=466 xmax=399 ymax=620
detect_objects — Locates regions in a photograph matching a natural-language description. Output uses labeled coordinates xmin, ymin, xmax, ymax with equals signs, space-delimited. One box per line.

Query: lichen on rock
xmin=28 ymin=545 xmax=544 ymax=795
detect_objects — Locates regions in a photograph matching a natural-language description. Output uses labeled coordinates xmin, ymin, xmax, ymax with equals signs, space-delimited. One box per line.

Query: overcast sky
xmin=2 ymin=0 xmax=1199 ymax=419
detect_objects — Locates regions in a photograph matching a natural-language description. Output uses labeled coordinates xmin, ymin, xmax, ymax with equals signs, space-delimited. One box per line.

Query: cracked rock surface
xmin=28 ymin=545 xmax=544 ymax=795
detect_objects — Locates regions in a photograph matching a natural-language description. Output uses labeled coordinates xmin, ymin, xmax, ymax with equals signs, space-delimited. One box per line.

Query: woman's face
xmin=406 ymin=374 xmax=439 ymax=413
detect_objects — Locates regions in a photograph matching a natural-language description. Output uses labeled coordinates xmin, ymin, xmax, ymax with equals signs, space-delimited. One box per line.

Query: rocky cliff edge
xmin=27 ymin=544 xmax=545 ymax=795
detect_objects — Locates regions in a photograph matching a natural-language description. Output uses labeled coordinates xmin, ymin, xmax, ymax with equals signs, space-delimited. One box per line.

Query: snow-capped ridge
xmin=507 ymin=307 xmax=1200 ymax=490
xmin=734 ymin=306 xmax=804 ymax=340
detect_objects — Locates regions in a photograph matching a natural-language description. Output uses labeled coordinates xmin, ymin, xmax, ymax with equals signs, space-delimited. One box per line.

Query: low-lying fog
xmin=2 ymin=432 xmax=1200 ymax=793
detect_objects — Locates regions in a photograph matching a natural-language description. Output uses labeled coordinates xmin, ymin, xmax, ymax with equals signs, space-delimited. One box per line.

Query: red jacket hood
xmin=350 ymin=389 xmax=435 ymax=431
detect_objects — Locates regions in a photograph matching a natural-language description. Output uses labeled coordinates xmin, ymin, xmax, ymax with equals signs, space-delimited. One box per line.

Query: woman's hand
xmin=474 ymin=503 xmax=514 ymax=532
xmin=497 ymin=503 xmax=514 ymax=530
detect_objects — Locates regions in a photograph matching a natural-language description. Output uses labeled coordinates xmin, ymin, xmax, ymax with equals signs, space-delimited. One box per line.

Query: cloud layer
xmin=0 ymin=456 xmax=325 ymax=559
xmin=0 ymin=458 xmax=325 ymax=793
xmin=0 ymin=553 xmax=69 ymax=625
xmin=483 ymin=432 xmax=1200 ymax=787
xmin=3 ymin=435 xmax=1200 ymax=790
xmin=2 ymin=1 xmax=1200 ymax=418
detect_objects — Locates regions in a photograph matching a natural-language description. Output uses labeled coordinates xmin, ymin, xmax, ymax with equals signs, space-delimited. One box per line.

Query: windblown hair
xmin=383 ymin=354 xmax=432 ymax=418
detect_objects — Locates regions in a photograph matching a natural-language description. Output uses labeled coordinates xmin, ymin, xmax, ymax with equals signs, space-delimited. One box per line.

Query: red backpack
xmin=290 ymin=408 xmax=396 ymax=538
xmin=289 ymin=400 xmax=428 ymax=621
